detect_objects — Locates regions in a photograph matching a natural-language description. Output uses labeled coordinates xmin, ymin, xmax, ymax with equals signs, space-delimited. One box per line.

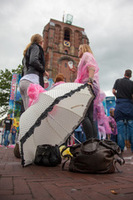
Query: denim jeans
xmin=12 ymin=133 xmax=16 ymax=144
xmin=1 ymin=134 xmax=4 ymax=145
xmin=117 ymin=120 xmax=133 ymax=152
xmin=4 ymin=130 xmax=10 ymax=146
xmin=110 ymin=134 xmax=117 ymax=143
xmin=127 ymin=120 xmax=133 ymax=152
xmin=74 ymin=131 xmax=82 ymax=144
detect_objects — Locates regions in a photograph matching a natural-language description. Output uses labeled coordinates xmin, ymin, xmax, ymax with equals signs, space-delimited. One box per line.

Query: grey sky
xmin=0 ymin=0 xmax=133 ymax=96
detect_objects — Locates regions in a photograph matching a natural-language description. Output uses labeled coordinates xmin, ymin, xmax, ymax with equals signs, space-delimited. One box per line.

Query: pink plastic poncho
xmin=75 ymin=52 xmax=100 ymax=121
xmin=27 ymin=81 xmax=65 ymax=107
xmin=75 ymin=52 xmax=99 ymax=86
xmin=51 ymin=81 xmax=65 ymax=89
xmin=96 ymin=91 xmax=112 ymax=138
xmin=27 ymin=83 xmax=45 ymax=107
xmin=108 ymin=116 xmax=118 ymax=135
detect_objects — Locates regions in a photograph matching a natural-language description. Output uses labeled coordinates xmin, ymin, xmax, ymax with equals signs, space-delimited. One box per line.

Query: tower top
xmin=65 ymin=14 xmax=73 ymax=25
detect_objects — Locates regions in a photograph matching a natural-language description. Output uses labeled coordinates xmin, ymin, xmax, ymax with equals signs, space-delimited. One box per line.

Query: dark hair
xmin=125 ymin=69 xmax=132 ymax=78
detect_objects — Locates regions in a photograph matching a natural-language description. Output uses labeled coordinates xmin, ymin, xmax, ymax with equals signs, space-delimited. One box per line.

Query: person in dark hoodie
xmin=19 ymin=34 xmax=49 ymax=110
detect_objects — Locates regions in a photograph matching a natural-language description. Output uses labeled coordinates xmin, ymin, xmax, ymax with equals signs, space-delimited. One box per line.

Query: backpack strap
xmin=60 ymin=146 xmax=72 ymax=170
xmin=62 ymin=155 xmax=71 ymax=170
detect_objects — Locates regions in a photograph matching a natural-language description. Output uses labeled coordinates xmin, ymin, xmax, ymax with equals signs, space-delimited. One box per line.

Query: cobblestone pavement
xmin=0 ymin=146 xmax=133 ymax=200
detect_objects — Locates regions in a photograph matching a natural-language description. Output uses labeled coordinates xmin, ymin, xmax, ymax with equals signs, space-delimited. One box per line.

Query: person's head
xmin=23 ymin=34 xmax=43 ymax=56
xmin=124 ymin=69 xmax=132 ymax=78
xmin=54 ymin=73 xmax=65 ymax=83
xmin=7 ymin=113 xmax=10 ymax=118
xmin=30 ymin=34 xmax=43 ymax=47
xmin=78 ymin=44 xmax=93 ymax=58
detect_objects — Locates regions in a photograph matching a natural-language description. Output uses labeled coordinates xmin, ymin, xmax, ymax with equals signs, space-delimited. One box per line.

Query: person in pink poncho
xmin=75 ymin=44 xmax=100 ymax=139
xmin=96 ymin=91 xmax=112 ymax=140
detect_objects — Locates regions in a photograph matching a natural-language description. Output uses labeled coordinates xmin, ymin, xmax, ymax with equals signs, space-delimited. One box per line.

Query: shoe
xmin=124 ymin=146 xmax=127 ymax=151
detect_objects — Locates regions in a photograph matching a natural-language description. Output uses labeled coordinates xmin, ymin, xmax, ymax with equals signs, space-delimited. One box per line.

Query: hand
xmin=88 ymin=82 xmax=93 ymax=87
xmin=88 ymin=77 xmax=93 ymax=84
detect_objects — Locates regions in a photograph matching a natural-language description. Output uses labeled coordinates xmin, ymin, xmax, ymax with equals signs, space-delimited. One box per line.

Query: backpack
xmin=34 ymin=144 xmax=62 ymax=167
xmin=14 ymin=143 xmax=21 ymax=158
xmin=62 ymin=138 xmax=125 ymax=174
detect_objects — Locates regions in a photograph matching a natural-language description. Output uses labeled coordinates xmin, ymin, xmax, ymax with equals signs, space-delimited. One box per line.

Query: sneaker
xmin=124 ymin=146 xmax=127 ymax=151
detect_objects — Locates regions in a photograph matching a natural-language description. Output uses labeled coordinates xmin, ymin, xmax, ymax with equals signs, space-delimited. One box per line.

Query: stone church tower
xmin=43 ymin=16 xmax=89 ymax=82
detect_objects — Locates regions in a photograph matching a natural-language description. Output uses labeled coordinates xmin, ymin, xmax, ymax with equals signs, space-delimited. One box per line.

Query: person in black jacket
xmin=19 ymin=34 xmax=49 ymax=110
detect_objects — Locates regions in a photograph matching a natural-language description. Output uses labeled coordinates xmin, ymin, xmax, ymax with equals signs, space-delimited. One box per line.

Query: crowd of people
xmin=1 ymin=33 xmax=133 ymax=154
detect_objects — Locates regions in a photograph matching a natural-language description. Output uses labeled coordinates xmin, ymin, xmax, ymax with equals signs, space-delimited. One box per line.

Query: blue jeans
xmin=4 ymin=130 xmax=10 ymax=146
xmin=1 ymin=134 xmax=4 ymax=145
xmin=110 ymin=134 xmax=117 ymax=143
xmin=12 ymin=133 xmax=16 ymax=144
xmin=74 ymin=131 xmax=82 ymax=144
xmin=127 ymin=120 xmax=133 ymax=152
xmin=117 ymin=120 xmax=133 ymax=151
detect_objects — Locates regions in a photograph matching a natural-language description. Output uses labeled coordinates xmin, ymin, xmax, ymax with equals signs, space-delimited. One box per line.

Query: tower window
xmin=64 ymin=50 xmax=68 ymax=54
xmin=65 ymin=63 xmax=67 ymax=68
xmin=64 ymin=29 xmax=70 ymax=41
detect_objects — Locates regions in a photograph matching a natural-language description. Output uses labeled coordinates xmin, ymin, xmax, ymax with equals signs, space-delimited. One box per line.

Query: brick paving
xmin=0 ymin=146 xmax=133 ymax=200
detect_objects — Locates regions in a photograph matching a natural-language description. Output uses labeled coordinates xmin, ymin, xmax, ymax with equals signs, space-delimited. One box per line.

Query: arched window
xmin=64 ymin=29 xmax=70 ymax=41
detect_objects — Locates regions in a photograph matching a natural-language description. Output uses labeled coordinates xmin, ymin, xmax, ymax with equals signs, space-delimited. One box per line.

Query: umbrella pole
xmin=71 ymin=134 xmax=82 ymax=144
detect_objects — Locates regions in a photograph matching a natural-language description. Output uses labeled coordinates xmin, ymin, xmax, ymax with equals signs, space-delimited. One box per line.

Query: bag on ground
xmin=62 ymin=138 xmax=125 ymax=174
xmin=14 ymin=142 xmax=21 ymax=158
xmin=34 ymin=144 xmax=61 ymax=166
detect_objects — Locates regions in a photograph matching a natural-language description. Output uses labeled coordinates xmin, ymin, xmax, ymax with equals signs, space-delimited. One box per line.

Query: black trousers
xmin=82 ymin=100 xmax=97 ymax=140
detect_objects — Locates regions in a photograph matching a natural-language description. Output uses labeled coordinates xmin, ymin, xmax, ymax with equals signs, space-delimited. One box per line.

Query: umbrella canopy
xmin=19 ymin=83 xmax=94 ymax=166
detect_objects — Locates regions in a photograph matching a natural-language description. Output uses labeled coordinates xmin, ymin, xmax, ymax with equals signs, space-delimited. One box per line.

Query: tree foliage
xmin=0 ymin=65 xmax=23 ymax=117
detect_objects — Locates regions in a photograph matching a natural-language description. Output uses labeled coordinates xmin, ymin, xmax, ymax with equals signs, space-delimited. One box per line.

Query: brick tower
xmin=43 ymin=16 xmax=89 ymax=82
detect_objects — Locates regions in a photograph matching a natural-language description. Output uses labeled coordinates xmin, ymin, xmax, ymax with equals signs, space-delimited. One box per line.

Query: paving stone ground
xmin=0 ymin=146 xmax=133 ymax=200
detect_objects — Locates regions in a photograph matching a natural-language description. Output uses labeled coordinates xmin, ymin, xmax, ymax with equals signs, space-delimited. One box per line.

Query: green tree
xmin=0 ymin=65 xmax=23 ymax=118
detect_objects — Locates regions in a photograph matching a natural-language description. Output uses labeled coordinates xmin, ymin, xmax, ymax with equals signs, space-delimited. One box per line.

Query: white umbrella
xmin=19 ymin=83 xmax=94 ymax=166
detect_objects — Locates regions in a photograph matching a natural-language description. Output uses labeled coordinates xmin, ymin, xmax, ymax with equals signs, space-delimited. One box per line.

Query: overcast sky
xmin=0 ymin=0 xmax=133 ymax=96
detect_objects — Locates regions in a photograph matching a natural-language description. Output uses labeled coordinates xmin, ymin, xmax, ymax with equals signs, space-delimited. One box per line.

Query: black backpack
xmin=62 ymin=138 xmax=125 ymax=174
xmin=34 ymin=144 xmax=62 ymax=167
